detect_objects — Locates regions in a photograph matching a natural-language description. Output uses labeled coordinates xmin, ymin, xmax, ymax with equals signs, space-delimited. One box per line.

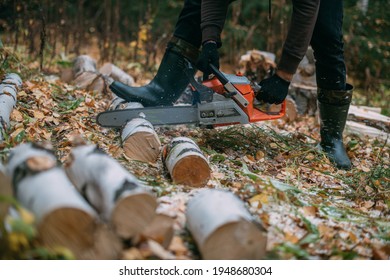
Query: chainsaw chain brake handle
xmin=208 ymin=63 xmax=249 ymax=108
xmin=183 ymin=59 xmax=214 ymax=104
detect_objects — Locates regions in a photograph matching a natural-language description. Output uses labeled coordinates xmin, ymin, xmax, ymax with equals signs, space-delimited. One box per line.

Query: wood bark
xmin=6 ymin=142 xmax=120 ymax=259
xmin=186 ymin=189 xmax=267 ymax=260
xmin=346 ymin=121 xmax=390 ymax=144
xmin=0 ymin=162 xmax=12 ymax=219
xmin=0 ymin=73 xmax=21 ymax=142
xmin=72 ymin=55 xmax=106 ymax=93
xmin=64 ymin=144 xmax=157 ymax=239
xmin=348 ymin=105 xmax=390 ymax=133
xmin=162 ymin=137 xmax=210 ymax=187
xmin=122 ymin=115 xmax=161 ymax=163
xmin=99 ymin=63 xmax=135 ymax=86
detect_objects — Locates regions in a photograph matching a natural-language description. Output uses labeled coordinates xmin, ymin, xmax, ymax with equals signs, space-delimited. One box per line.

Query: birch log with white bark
xmin=122 ymin=116 xmax=161 ymax=163
xmin=163 ymin=137 xmax=210 ymax=187
xmin=186 ymin=189 xmax=267 ymax=260
xmin=64 ymin=144 xmax=157 ymax=239
xmin=99 ymin=63 xmax=135 ymax=86
xmin=5 ymin=142 xmax=119 ymax=259
xmin=73 ymin=55 xmax=106 ymax=93
xmin=108 ymin=99 xmax=161 ymax=163
xmin=0 ymin=162 xmax=12 ymax=219
xmin=0 ymin=73 xmax=21 ymax=142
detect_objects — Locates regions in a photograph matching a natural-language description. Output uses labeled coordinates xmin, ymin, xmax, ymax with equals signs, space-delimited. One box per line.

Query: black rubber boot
xmin=109 ymin=37 xmax=199 ymax=107
xmin=318 ymin=84 xmax=353 ymax=170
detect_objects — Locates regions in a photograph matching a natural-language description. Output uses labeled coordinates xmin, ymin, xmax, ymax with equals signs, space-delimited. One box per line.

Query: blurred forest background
xmin=0 ymin=0 xmax=389 ymax=109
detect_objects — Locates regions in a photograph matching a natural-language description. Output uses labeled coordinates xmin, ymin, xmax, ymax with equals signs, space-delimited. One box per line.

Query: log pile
xmin=346 ymin=105 xmax=390 ymax=143
xmin=186 ymin=189 xmax=267 ymax=259
xmin=6 ymin=142 xmax=121 ymax=259
xmin=0 ymin=73 xmax=22 ymax=142
xmin=162 ymin=137 xmax=210 ymax=187
xmin=64 ymin=144 xmax=158 ymax=239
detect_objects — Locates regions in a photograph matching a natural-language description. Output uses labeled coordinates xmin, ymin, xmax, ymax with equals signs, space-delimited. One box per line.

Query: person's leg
xmin=311 ymin=0 xmax=353 ymax=169
xmin=110 ymin=0 xmax=202 ymax=106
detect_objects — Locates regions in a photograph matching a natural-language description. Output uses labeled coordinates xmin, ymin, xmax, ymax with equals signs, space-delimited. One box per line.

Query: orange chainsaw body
xmin=201 ymin=75 xmax=286 ymax=123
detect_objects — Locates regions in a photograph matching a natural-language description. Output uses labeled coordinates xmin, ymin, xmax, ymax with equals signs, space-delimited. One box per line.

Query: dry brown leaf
xmin=11 ymin=110 xmax=24 ymax=122
xmin=302 ymin=206 xmax=317 ymax=216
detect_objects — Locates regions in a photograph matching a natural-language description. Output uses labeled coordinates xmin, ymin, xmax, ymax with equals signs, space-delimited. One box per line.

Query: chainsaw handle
xmin=209 ymin=64 xmax=229 ymax=85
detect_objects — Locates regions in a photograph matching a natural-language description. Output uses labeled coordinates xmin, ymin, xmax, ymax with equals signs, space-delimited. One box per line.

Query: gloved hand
xmin=256 ymin=74 xmax=290 ymax=104
xmin=197 ymin=41 xmax=219 ymax=80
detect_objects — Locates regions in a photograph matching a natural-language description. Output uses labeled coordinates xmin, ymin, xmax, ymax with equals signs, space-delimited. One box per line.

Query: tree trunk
xmin=72 ymin=55 xmax=106 ymax=93
xmin=6 ymin=142 xmax=118 ymax=259
xmin=162 ymin=137 xmax=210 ymax=187
xmin=64 ymin=144 xmax=157 ymax=239
xmin=99 ymin=63 xmax=135 ymax=86
xmin=186 ymin=189 xmax=267 ymax=260
xmin=0 ymin=73 xmax=21 ymax=142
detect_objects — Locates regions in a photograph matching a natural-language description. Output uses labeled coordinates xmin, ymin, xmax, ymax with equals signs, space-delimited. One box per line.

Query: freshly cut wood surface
xmin=65 ymin=144 xmax=157 ymax=239
xmin=72 ymin=55 xmax=106 ymax=93
xmin=163 ymin=137 xmax=210 ymax=187
xmin=122 ymin=117 xmax=161 ymax=163
xmin=186 ymin=189 xmax=267 ymax=260
xmin=6 ymin=143 xmax=105 ymax=259
xmin=141 ymin=214 xmax=175 ymax=249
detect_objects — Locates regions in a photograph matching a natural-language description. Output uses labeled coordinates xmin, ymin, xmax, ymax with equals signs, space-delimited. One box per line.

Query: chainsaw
xmin=96 ymin=61 xmax=285 ymax=128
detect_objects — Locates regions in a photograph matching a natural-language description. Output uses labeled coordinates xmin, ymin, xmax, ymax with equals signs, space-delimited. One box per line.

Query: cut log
xmin=162 ymin=137 xmax=210 ymax=187
xmin=346 ymin=121 xmax=390 ymax=143
xmin=5 ymin=142 xmax=114 ymax=259
xmin=140 ymin=214 xmax=175 ymax=249
xmin=348 ymin=105 xmax=390 ymax=133
xmin=122 ymin=116 xmax=161 ymax=163
xmin=186 ymin=189 xmax=267 ymax=260
xmin=109 ymin=96 xmax=129 ymax=111
xmin=288 ymin=83 xmax=317 ymax=116
xmin=0 ymin=162 xmax=12 ymax=219
xmin=99 ymin=63 xmax=135 ymax=86
xmin=73 ymin=55 xmax=98 ymax=78
xmin=64 ymin=144 xmax=157 ymax=239
xmin=0 ymin=73 xmax=21 ymax=142
xmin=72 ymin=55 xmax=106 ymax=93
xmin=282 ymin=96 xmax=298 ymax=123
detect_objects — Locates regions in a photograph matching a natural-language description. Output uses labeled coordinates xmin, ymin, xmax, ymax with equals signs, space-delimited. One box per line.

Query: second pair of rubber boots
xmin=318 ymin=84 xmax=353 ymax=170
xmin=109 ymin=37 xmax=199 ymax=107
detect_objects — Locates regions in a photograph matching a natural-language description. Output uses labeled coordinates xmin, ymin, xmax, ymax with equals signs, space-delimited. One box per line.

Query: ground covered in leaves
xmin=0 ymin=50 xmax=389 ymax=260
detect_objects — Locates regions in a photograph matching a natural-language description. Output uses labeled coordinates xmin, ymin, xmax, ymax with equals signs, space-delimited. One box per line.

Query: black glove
xmin=257 ymin=74 xmax=290 ymax=104
xmin=197 ymin=41 xmax=219 ymax=80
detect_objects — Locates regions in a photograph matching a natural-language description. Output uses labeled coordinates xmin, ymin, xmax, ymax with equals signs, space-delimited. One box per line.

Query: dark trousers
xmin=173 ymin=0 xmax=346 ymax=91
xmin=173 ymin=0 xmax=202 ymax=48
xmin=311 ymin=0 xmax=346 ymax=90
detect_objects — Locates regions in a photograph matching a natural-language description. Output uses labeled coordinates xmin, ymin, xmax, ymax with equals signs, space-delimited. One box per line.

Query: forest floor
xmin=0 ymin=47 xmax=389 ymax=260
